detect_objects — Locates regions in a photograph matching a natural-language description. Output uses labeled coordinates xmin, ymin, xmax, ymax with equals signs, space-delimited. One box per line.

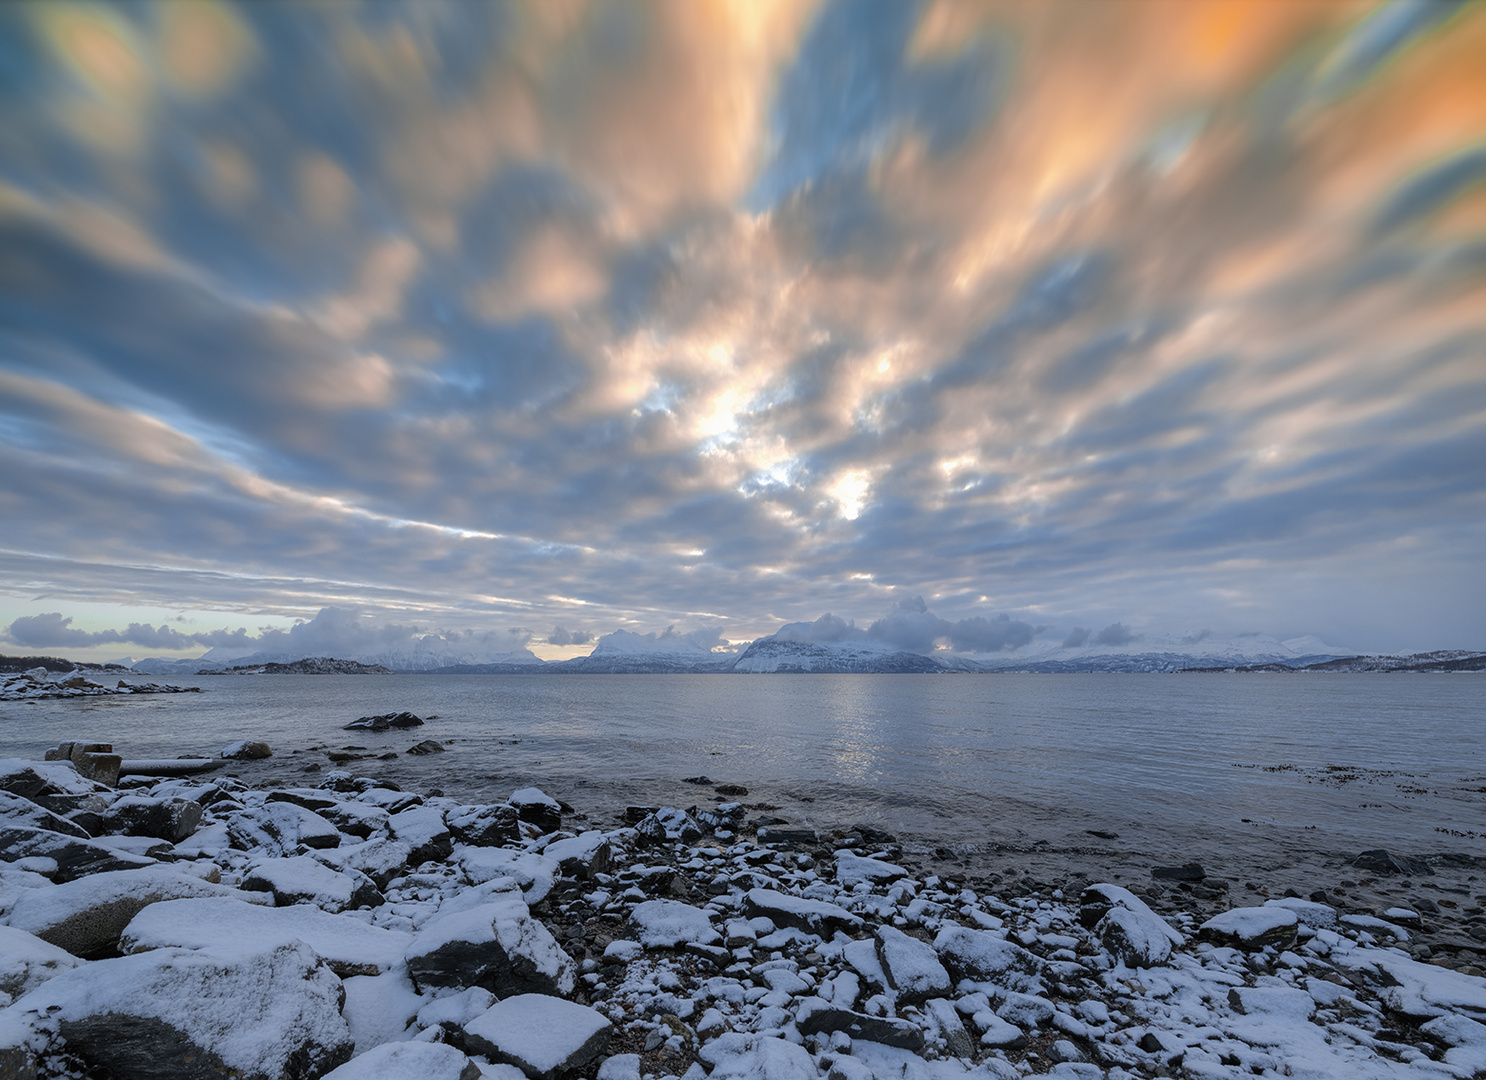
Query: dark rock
xmin=1197 ymin=907 xmax=1299 ymax=951
xmin=219 ymin=741 xmax=272 ymax=760
xmin=933 ymin=926 xmax=1045 ymax=992
xmin=405 ymin=893 xmax=576 ymax=997
xmin=623 ymin=806 xmax=657 ymax=825
xmin=795 ymin=1002 xmax=925 ymax=1050
xmin=344 ymin=711 xmax=424 ymax=732
xmin=242 ymin=856 xmax=383 ymax=911
xmin=876 ymin=925 xmax=951 ymax=1004
xmin=265 ymin=790 xmax=340 ymax=812
xmin=447 ymin=803 xmax=519 ymax=847
xmin=14 ymin=941 xmax=352 ymax=1078
xmin=100 ymin=796 xmax=202 ymax=843
xmin=744 ymin=888 xmax=862 ymax=934
xmin=1353 ymin=850 xmax=1433 ymax=876
xmin=757 ymin=826 xmax=818 ymax=845
xmin=1087 ymin=829 xmax=1120 ymax=840
xmin=681 ymin=775 xmax=714 ymax=786
xmin=508 ymin=788 xmax=562 ymax=834
xmin=406 ymin=740 xmax=446 ymax=756
xmin=388 ymin=806 xmax=453 ymax=865
xmin=462 ymin=995 xmax=611 ymax=1080
xmin=0 ymin=789 xmax=92 ymax=839
xmin=714 ymin=784 xmax=748 ymax=797
xmin=0 ymin=825 xmax=155 ymax=882
xmin=1152 ymin=862 xmax=1206 ymax=881
xmin=225 ymin=802 xmax=342 ymax=855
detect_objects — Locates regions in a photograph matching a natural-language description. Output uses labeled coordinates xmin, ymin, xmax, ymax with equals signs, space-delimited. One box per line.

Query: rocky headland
xmin=2 ymin=736 xmax=1485 ymax=1080
xmin=0 ymin=668 xmax=198 ymax=702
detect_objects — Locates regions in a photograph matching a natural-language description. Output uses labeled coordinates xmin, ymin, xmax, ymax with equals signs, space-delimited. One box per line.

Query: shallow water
xmin=4 ymin=672 xmax=1483 ymax=884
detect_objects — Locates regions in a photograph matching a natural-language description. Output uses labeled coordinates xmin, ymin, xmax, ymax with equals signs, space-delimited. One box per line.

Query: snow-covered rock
xmin=629 ymin=899 xmax=721 ymax=949
xmin=2 ymin=865 xmax=266 ymax=958
xmin=243 ymin=856 xmax=382 ymax=911
xmin=876 ymin=925 xmax=951 ymax=1004
xmin=404 ymin=891 xmax=575 ymax=997
xmin=463 ymin=994 xmax=612 ymax=1080
xmin=321 ymin=1040 xmax=481 ymax=1080
xmin=1198 ymin=905 xmax=1298 ymax=950
xmin=3 ymin=941 xmax=353 ymax=1080
xmin=120 ymin=896 xmax=412 ymax=976
xmin=0 ymin=925 xmax=82 ymax=1006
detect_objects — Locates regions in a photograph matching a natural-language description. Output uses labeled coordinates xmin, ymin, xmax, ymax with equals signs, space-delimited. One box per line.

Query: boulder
xmin=463 ymin=994 xmax=612 ymax=1080
xmin=454 ymin=847 xmax=558 ymax=904
xmin=0 ymin=759 xmax=111 ymax=807
xmin=316 ymin=800 xmax=391 ymax=840
xmin=220 ymin=741 xmax=272 ymax=760
xmin=744 ymin=889 xmax=862 ymax=934
xmin=2 ymin=865 xmax=266 ymax=958
xmin=1079 ymin=884 xmax=1184 ymax=968
xmin=699 ymin=1032 xmax=822 ymax=1080
xmin=0 ymin=925 xmax=83 ymax=1004
xmin=1352 ymin=849 xmax=1432 ymax=876
xmin=226 ymin=802 xmax=342 ymax=855
xmin=1151 ymin=862 xmax=1205 ymax=881
xmin=100 ymin=796 xmax=203 ymax=843
xmin=6 ymin=941 xmax=353 ymax=1080
xmin=241 ymin=856 xmax=383 ymax=911
xmin=121 ymin=896 xmax=412 ymax=977
xmin=0 ymin=825 xmax=155 ymax=883
xmin=508 ymin=788 xmax=562 ymax=834
xmin=321 ymin=1041 xmax=481 ymax=1080
xmin=343 ymin=712 xmax=424 ymax=732
xmin=794 ymin=999 xmax=925 ymax=1050
xmin=406 ymin=740 xmax=445 ymax=755
xmin=314 ymin=836 xmax=414 ymax=889
xmin=543 ymin=831 xmax=612 ymax=879
xmin=875 ymin=925 xmax=951 ymax=1004
xmin=447 ymin=804 xmax=519 ymax=848
xmin=835 ymin=851 xmax=908 ymax=890
xmin=933 ymin=926 xmax=1045 ymax=993
xmin=405 ymin=890 xmax=575 ymax=997
xmin=387 ymin=805 xmax=452 ymax=865
xmin=629 ymin=899 xmax=721 ymax=949
xmin=1197 ymin=906 xmax=1298 ymax=951
xmin=0 ymin=790 xmax=92 ymax=839
xmin=921 ymin=997 xmax=975 ymax=1058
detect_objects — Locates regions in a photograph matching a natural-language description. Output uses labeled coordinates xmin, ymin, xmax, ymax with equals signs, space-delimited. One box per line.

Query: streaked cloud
xmin=0 ymin=0 xmax=1482 ymax=659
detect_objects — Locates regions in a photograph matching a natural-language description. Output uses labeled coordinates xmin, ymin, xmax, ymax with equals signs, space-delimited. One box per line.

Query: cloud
xmin=1062 ymin=627 xmax=1090 ymax=648
xmin=547 ymin=625 xmax=591 ymax=647
xmin=2 ymin=612 xmax=251 ymax=651
xmin=1094 ymin=622 xmax=1137 ymax=647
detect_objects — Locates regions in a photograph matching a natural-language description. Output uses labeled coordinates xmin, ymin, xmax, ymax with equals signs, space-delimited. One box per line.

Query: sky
xmin=1 ymin=0 xmax=1483 ymax=664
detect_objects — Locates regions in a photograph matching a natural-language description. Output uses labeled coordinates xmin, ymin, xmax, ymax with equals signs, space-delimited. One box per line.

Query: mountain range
xmin=114 ymin=628 xmax=1485 ymax=676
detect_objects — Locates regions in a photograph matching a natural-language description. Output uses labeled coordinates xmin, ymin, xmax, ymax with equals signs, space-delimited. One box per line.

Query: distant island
xmin=200 ymin=657 xmax=392 ymax=675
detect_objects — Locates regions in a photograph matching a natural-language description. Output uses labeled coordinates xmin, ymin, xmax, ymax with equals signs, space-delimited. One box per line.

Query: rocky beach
xmin=3 ymin=716 xmax=1486 ymax=1080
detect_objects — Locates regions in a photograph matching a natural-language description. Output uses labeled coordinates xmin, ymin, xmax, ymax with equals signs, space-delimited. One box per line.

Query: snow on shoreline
xmin=2 ymin=753 xmax=1485 ymax=1079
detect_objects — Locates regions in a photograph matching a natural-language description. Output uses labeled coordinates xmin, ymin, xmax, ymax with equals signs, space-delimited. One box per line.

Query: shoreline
xmin=3 ymin=746 xmax=1486 ymax=1079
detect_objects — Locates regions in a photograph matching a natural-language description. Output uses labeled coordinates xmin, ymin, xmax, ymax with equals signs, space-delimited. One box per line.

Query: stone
xmin=543 ymin=831 xmax=612 ymax=879
xmin=0 ymin=825 xmax=155 ymax=883
xmin=316 ymin=800 xmax=391 ymax=839
xmin=0 ymin=789 xmax=92 ymax=839
xmin=405 ymin=891 xmax=576 ymax=997
xmin=120 ymin=896 xmax=412 ymax=978
xmin=463 ymin=994 xmax=612 ymax=1080
xmin=699 ymin=1033 xmax=820 ymax=1080
xmin=0 ymin=924 xmax=83 ymax=1004
xmin=321 ymin=1041 xmax=481 ymax=1080
xmin=343 ymin=711 xmax=425 ymax=731
xmin=406 ymin=739 xmax=445 ymax=755
xmin=745 ymin=888 xmax=862 ymax=934
xmin=1353 ymin=849 xmax=1432 ymax=876
xmin=835 ymin=851 xmax=908 ymax=890
xmin=387 ymin=805 xmax=453 ymax=864
xmin=241 ymin=856 xmax=383 ymax=911
xmin=1079 ymin=884 xmax=1184 ymax=968
xmin=70 ymin=752 xmax=121 ymax=787
xmin=933 ymin=926 xmax=1045 ymax=993
xmin=875 ymin=925 xmax=951 ymax=1004
xmin=1151 ymin=862 xmax=1205 ymax=881
xmin=630 ymin=899 xmax=722 ymax=949
xmin=220 ymin=741 xmax=272 ymax=760
xmin=794 ymin=999 xmax=925 ymax=1050
xmin=508 ymin=787 xmax=562 ymax=834
xmin=7 ymin=941 xmax=353 ymax=1080
xmin=1197 ymin=906 xmax=1298 ymax=951
xmin=922 ymin=998 xmax=974 ymax=1058
xmin=314 ymin=836 xmax=414 ymax=889
xmin=3 ymin=865 xmax=267 ymax=958
xmin=100 ymin=796 xmax=203 ymax=843
xmin=226 ymin=802 xmax=342 ymax=855
xmin=447 ymin=804 xmax=520 ymax=847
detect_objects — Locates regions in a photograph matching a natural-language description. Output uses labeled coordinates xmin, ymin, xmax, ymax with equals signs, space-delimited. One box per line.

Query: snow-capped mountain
xmin=730 ymin=637 xmax=940 ymax=673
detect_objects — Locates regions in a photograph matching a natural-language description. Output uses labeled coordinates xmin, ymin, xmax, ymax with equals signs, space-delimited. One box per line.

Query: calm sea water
xmin=4 ymin=673 xmax=1483 ymax=882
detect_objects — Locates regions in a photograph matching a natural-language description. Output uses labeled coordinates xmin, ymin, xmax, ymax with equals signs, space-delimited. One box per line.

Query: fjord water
xmin=6 ymin=673 xmax=1483 ymax=879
